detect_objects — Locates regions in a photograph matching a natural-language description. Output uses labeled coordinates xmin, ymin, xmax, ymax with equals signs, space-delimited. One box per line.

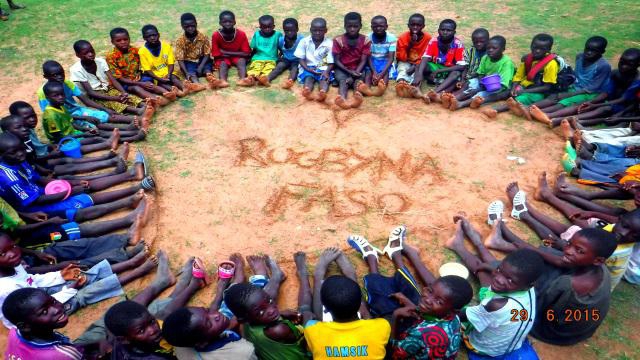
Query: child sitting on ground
xmin=210 ymin=11 xmax=252 ymax=87
xmin=413 ymin=19 xmax=465 ymax=98
xmin=481 ymin=33 xmax=560 ymax=119
xmin=529 ymin=36 xmax=611 ymax=126
xmin=332 ymin=12 xmax=369 ymax=109
xmin=294 ymin=17 xmax=334 ymax=103
xmin=106 ymin=27 xmax=174 ymax=105
xmin=70 ymin=40 xmax=155 ymax=125
xmin=246 ymin=15 xmax=281 ymax=87
xmin=269 ymin=18 xmax=302 ymax=89
xmin=395 ymin=13 xmax=431 ymax=98
xmin=175 ymin=13 xmax=214 ymax=86
xmin=448 ymin=35 xmax=515 ymax=111
xmin=0 ymin=231 xmax=158 ymax=328
xmin=445 ymin=214 xmax=544 ymax=358
xmin=139 ymin=24 xmax=194 ymax=96
xmin=361 ymin=15 xmax=396 ymax=97
xmin=435 ymin=28 xmax=488 ymax=107
xmin=223 ymin=253 xmax=312 ymax=360
xmin=305 ymin=275 xmax=390 ymax=359
xmin=42 ymin=81 xmax=147 ymax=143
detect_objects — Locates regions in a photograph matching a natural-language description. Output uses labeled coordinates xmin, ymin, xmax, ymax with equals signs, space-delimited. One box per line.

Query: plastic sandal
xmin=192 ymin=257 xmax=210 ymax=284
xmin=487 ymin=200 xmax=504 ymax=225
xmin=561 ymin=153 xmax=577 ymax=173
xmin=141 ymin=176 xmax=155 ymax=191
xmin=347 ymin=235 xmax=380 ymax=260
xmin=511 ymin=191 xmax=528 ymax=220
xmin=135 ymin=151 xmax=149 ymax=177
xmin=382 ymin=225 xmax=406 ymax=260
xmin=218 ymin=261 xmax=235 ymax=279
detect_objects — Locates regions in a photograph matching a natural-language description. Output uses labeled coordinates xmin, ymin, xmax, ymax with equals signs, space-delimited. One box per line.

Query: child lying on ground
xmin=445 ymin=214 xmax=544 ymax=358
xmin=223 ymin=254 xmax=308 ymax=360
xmin=210 ymin=11 xmax=252 ymax=87
xmin=294 ymin=17 xmax=334 ymax=103
xmin=362 ymin=15 xmax=396 ymax=97
xmin=175 ymin=13 xmax=214 ymax=85
xmin=270 ymin=18 xmax=302 ymax=89
xmin=528 ymin=36 xmax=611 ymax=126
xmin=107 ymin=27 xmax=174 ymax=105
xmin=332 ymin=12 xmax=369 ymax=109
xmin=246 ymin=15 xmax=281 ymax=87
xmin=481 ymin=33 xmax=561 ymax=119
xmin=305 ymin=275 xmax=390 ymax=359
xmin=395 ymin=13 xmax=431 ymax=99
xmin=0 ymin=232 xmax=158 ymax=328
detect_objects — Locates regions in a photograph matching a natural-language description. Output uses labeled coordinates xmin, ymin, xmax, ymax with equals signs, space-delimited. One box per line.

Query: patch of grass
xmin=179 ymin=170 xmax=191 ymax=177
xmin=251 ymin=88 xmax=297 ymax=105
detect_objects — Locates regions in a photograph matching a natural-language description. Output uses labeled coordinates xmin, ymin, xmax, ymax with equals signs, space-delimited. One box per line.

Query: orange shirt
xmin=395 ymin=31 xmax=432 ymax=64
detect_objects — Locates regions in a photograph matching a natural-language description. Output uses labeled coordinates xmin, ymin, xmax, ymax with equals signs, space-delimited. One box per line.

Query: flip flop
xmin=487 ymin=200 xmax=504 ymax=225
xmin=510 ymin=191 xmax=528 ymax=220
xmin=561 ymin=153 xmax=577 ymax=173
xmin=564 ymin=141 xmax=577 ymax=160
xmin=218 ymin=261 xmax=235 ymax=279
xmin=192 ymin=257 xmax=210 ymax=284
xmin=141 ymin=176 xmax=155 ymax=191
xmin=347 ymin=235 xmax=380 ymax=260
xmin=135 ymin=151 xmax=149 ymax=177
xmin=382 ymin=225 xmax=406 ymax=260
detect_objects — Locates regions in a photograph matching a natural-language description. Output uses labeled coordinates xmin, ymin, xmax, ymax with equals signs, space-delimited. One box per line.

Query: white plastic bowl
xmin=439 ymin=262 xmax=470 ymax=279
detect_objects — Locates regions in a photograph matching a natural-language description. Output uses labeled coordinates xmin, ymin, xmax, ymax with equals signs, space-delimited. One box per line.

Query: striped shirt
xmin=6 ymin=328 xmax=83 ymax=359
xmin=0 ymin=161 xmax=42 ymax=210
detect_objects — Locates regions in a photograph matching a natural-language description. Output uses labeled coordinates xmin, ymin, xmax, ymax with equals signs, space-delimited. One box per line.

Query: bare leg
xmin=89 ymin=184 xmax=144 ymax=204
xmin=236 ymin=59 xmax=248 ymax=79
xmin=312 ymin=248 xmax=341 ymax=320
xmin=457 ymin=213 xmax=497 ymax=263
xmin=76 ymin=202 xmax=145 ymax=237
xmin=534 ymin=172 xmax=586 ymax=227
xmin=74 ymin=190 xmax=143 ymax=222
xmin=445 ymin=220 xmax=492 ymax=286
xmin=86 ymin=162 xmax=143 ymax=192
xmin=264 ymin=256 xmax=285 ymax=300
xmin=156 ymin=276 xmax=204 ymax=321
xmin=402 ymin=243 xmax=435 ymax=286
xmin=132 ymin=250 xmax=176 ymax=306
xmin=294 ymin=252 xmax=314 ymax=323
xmin=435 ymin=71 xmax=461 ymax=93
xmin=506 ymin=181 xmax=563 ymax=240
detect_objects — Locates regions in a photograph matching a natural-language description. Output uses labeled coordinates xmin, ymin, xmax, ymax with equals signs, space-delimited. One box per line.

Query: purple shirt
xmin=5 ymin=328 xmax=83 ymax=359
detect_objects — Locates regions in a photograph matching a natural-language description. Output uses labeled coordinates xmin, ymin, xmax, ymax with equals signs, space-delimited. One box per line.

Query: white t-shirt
xmin=69 ymin=57 xmax=111 ymax=91
xmin=624 ymin=243 xmax=640 ymax=284
xmin=293 ymin=36 xmax=334 ymax=70
xmin=0 ymin=265 xmax=77 ymax=328
xmin=465 ymin=287 xmax=536 ymax=357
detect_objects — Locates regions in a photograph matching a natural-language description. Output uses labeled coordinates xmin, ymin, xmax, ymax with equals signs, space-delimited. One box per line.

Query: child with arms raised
xmin=395 ymin=13 xmax=431 ymax=99
xmin=332 ymin=12 xmax=370 ymax=109
xmin=270 ymin=18 xmax=302 ymax=89
xmin=294 ymin=17 xmax=334 ymax=103
xmin=362 ymin=15 xmax=396 ymax=97
xmin=210 ymin=10 xmax=252 ymax=87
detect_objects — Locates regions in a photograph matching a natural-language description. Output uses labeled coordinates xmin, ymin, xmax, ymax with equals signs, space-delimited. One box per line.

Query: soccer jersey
xmin=513 ymin=55 xmax=559 ymax=87
xmin=0 ymin=161 xmax=42 ymax=210
xmin=424 ymin=36 xmax=465 ymax=67
xmin=42 ymin=105 xmax=82 ymax=142
xmin=305 ymin=319 xmax=390 ymax=359
xmin=175 ymin=31 xmax=211 ymax=62
xmin=332 ymin=34 xmax=371 ymax=70
xmin=106 ymin=46 xmax=142 ymax=80
xmin=250 ymin=31 xmax=282 ymax=61
xmin=293 ymin=36 xmax=334 ymax=69
xmin=396 ymin=31 xmax=431 ymax=64
xmin=139 ymin=41 xmax=176 ymax=78
xmin=6 ymin=328 xmax=83 ymax=359
xmin=477 ymin=54 xmax=516 ymax=89
xmin=211 ymin=29 xmax=251 ymax=59
xmin=70 ymin=57 xmax=111 ymax=91
xmin=278 ymin=34 xmax=303 ymax=61
xmin=368 ymin=32 xmax=397 ymax=59
xmin=36 ymin=80 xmax=84 ymax=112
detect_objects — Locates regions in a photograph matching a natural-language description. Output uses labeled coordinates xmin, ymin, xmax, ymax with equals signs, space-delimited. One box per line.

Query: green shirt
xmin=250 ymin=31 xmax=282 ymax=61
xmin=243 ymin=322 xmax=309 ymax=360
xmin=0 ymin=197 xmax=25 ymax=231
xmin=42 ymin=105 xmax=83 ymax=142
xmin=477 ymin=54 xmax=516 ymax=89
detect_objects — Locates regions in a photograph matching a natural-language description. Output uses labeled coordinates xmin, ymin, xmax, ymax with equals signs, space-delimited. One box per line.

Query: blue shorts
xmin=365 ymin=57 xmax=397 ymax=80
xmin=70 ymin=107 xmax=109 ymax=124
xmin=184 ymin=59 xmax=213 ymax=76
xmin=363 ymin=266 xmax=421 ymax=317
xmin=26 ymin=194 xmax=94 ymax=215
xmin=297 ymin=66 xmax=334 ymax=84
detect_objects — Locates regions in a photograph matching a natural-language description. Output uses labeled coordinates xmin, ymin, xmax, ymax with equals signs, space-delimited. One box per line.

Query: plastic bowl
xmin=438 ymin=262 xmax=470 ymax=279
xmin=44 ymin=180 xmax=72 ymax=200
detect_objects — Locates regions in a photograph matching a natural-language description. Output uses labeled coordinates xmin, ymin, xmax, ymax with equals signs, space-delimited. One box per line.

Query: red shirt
xmin=332 ymin=34 xmax=371 ymax=70
xmin=395 ymin=31 xmax=432 ymax=64
xmin=424 ymin=36 xmax=465 ymax=67
xmin=211 ymin=29 xmax=251 ymax=59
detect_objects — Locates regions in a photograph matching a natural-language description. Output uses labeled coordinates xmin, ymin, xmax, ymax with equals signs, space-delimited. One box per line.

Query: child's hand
xmin=35 ymin=251 xmax=57 ymax=264
xmin=140 ymin=82 xmax=155 ymax=91
xmin=577 ymin=102 xmax=593 ymax=114
xmin=61 ymin=264 xmax=83 ymax=281
xmin=21 ymin=211 xmax=48 ymax=222
xmin=372 ymin=73 xmax=380 ymax=83
xmin=389 ymin=292 xmax=415 ymax=307
xmin=350 ymin=70 xmax=362 ymax=78
xmin=48 ymin=216 xmax=69 ymax=225
xmin=410 ymin=33 xmax=418 ymax=43
xmin=69 ymin=273 xmax=88 ymax=289
xmin=117 ymin=93 xmax=129 ymax=103
xmin=320 ymin=70 xmax=330 ymax=80
xmin=280 ymin=310 xmax=303 ymax=324
xmin=87 ymin=128 xmax=99 ymax=135
xmin=393 ymin=306 xmax=419 ymax=319
xmin=569 ymin=211 xmax=600 ymax=221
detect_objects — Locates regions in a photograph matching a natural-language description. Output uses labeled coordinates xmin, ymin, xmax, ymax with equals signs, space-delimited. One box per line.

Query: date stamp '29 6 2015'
xmin=509 ymin=309 xmax=601 ymax=322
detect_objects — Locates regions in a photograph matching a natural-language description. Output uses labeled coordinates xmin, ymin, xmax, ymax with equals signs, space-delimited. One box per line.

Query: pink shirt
xmin=5 ymin=328 xmax=83 ymax=360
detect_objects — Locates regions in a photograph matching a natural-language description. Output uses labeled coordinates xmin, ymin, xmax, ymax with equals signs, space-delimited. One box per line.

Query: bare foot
xmin=529 ymin=105 xmax=551 ymax=126
xmin=505 ymin=182 xmax=520 ymax=206
xmin=176 ymin=257 xmax=195 ymax=288
xmin=258 ymin=75 xmax=270 ymax=87
xmin=109 ymin=129 xmax=121 ymax=152
xmin=316 ymin=90 xmax=327 ymax=102
xmin=441 ymin=93 xmax=452 ymax=109
xmin=125 ymin=241 xmax=145 ymax=258
xmin=457 ymin=214 xmax=483 ymax=247
xmin=118 ymin=142 xmax=130 ymax=161
xmin=335 ymin=96 xmax=350 ymax=109
xmin=128 ymin=190 xmax=144 ymax=209
xmin=573 ymin=129 xmax=583 ymax=153
xmin=449 ymin=96 xmax=459 ymax=111
xmin=162 ymin=90 xmax=177 ymax=101
xmin=560 ymin=119 xmax=574 ymax=140
xmin=151 ymin=250 xmax=176 ymax=289
xmin=357 ymin=82 xmax=373 ymax=96
xmin=281 ymin=78 xmax=295 ymax=89
xmin=127 ymin=214 xmax=143 ymax=246
xmin=402 ymin=242 xmax=420 ymax=258
xmin=409 ymin=86 xmax=423 ymax=99
xmin=427 ymin=90 xmax=440 ymax=103
xmin=533 ymin=172 xmax=553 ymax=202
xmin=375 ymin=80 xmax=387 ymax=96
xmin=128 ymin=249 xmax=148 ymax=267
xmin=247 ymin=255 xmax=268 ymax=276
xmin=316 ymin=247 xmax=341 ymax=272
xmin=568 ymin=116 xmax=582 ymax=130
xmin=350 ymin=91 xmax=364 ymax=108
xmin=115 ymin=156 xmax=128 ymax=174
xmin=520 ymin=104 xmax=533 ymax=121
xmin=555 ymin=173 xmax=582 ymax=197
xmin=266 ymin=256 xmax=286 ymax=284
xmin=445 ymin=220 xmax=465 ymax=251
xmin=230 ymin=252 xmax=245 ymax=283
xmin=206 ymin=73 xmax=218 ymax=89
xmin=138 ymin=254 xmax=160 ymax=274
xmin=236 ymin=77 xmax=255 ymax=87
xmin=506 ymin=97 xmax=525 ymax=117
xmin=395 ymin=82 xmax=410 ymax=98
xmin=294 ymin=252 xmax=308 ymax=275
xmin=484 ymin=223 xmax=516 ymax=252
xmin=480 ymin=107 xmax=498 ymax=119
xmin=470 ymin=96 xmax=484 ymax=109
xmin=302 ymin=87 xmax=314 ymax=100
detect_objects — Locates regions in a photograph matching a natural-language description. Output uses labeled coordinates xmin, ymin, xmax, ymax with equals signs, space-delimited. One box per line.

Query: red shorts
xmin=214 ymin=57 xmax=244 ymax=69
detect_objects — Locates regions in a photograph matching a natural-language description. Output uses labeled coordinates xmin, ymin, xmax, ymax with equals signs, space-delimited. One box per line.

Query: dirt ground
xmin=0 ymin=73 xmax=637 ymax=359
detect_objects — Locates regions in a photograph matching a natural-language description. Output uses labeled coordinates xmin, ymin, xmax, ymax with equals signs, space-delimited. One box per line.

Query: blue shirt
xmin=367 ymin=32 xmax=397 ymax=59
xmin=574 ymin=53 xmax=611 ymax=93
xmin=0 ymin=161 xmax=42 ymax=210
xmin=278 ymin=34 xmax=303 ymax=62
xmin=29 ymin=129 xmax=50 ymax=157
xmin=36 ymin=79 xmax=84 ymax=112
